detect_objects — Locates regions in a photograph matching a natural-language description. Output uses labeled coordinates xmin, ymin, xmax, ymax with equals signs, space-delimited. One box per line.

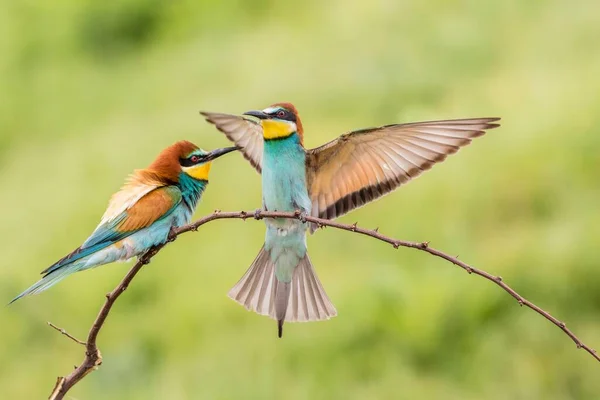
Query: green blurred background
xmin=1 ymin=0 xmax=600 ymax=398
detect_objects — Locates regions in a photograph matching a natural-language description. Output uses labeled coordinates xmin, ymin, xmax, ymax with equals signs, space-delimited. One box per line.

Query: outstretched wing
xmin=42 ymin=181 xmax=182 ymax=275
xmin=306 ymin=118 xmax=500 ymax=221
xmin=201 ymin=112 xmax=263 ymax=172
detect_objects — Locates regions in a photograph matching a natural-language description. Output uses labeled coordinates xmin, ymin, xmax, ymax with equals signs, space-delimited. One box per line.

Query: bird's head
xmin=148 ymin=141 xmax=237 ymax=183
xmin=244 ymin=102 xmax=304 ymax=144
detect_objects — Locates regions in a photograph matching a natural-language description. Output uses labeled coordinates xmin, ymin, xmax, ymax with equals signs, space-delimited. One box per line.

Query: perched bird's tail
xmin=9 ymin=262 xmax=84 ymax=304
xmin=228 ymin=245 xmax=337 ymax=337
xmin=9 ymin=240 xmax=114 ymax=304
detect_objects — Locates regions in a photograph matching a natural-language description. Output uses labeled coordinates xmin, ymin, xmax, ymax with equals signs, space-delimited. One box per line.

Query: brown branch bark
xmin=49 ymin=209 xmax=599 ymax=399
xmin=48 ymin=243 xmax=167 ymax=399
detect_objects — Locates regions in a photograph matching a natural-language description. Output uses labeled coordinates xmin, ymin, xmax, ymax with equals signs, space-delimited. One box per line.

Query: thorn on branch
xmin=419 ymin=241 xmax=429 ymax=249
xmin=240 ymin=211 xmax=248 ymax=220
xmin=373 ymin=227 xmax=379 ymax=233
xmin=351 ymin=222 xmax=358 ymax=232
xmin=495 ymin=276 xmax=503 ymax=282
xmin=517 ymin=299 xmax=524 ymax=306
xmin=559 ymin=321 xmax=566 ymax=328
xmin=465 ymin=267 xmax=473 ymax=274
xmin=214 ymin=209 xmax=221 ymax=214
xmin=392 ymin=242 xmax=400 ymax=249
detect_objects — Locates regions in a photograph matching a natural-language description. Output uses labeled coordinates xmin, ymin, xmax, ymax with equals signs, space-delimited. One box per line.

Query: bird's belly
xmin=263 ymin=184 xmax=295 ymax=213
xmin=262 ymin=139 xmax=311 ymax=214
xmin=262 ymin=168 xmax=308 ymax=260
xmin=262 ymin=171 xmax=311 ymax=213
xmin=263 ymin=175 xmax=311 ymax=231
xmin=172 ymin=203 xmax=194 ymax=227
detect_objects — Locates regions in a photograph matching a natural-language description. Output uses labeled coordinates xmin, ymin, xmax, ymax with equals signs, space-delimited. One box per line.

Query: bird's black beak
xmin=243 ymin=110 xmax=269 ymax=120
xmin=204 ymin=146 xmax=239 ymax=162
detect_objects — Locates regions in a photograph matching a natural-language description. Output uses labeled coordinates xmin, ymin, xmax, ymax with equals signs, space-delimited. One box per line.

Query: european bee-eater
xmin=202 ymin=104 xmax=500 ymax=337
xmin=10 ymin=141 xmax=237 ymax=304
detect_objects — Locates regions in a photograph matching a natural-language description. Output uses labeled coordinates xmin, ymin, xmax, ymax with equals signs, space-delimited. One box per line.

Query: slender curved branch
xmin=49 ymin=209 xmax=599 ymax=399
xmin=47 ymin=322 xmax=86 ymax=346
xmin=48 ymin=242 xmax=168 ymax=399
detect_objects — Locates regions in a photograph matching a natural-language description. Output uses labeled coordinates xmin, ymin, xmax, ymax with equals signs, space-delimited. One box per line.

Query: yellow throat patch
xmin=183 ymin=162 xmax=212 ymax=181
xmin=261 ymin=119 xmax=296 ymax=140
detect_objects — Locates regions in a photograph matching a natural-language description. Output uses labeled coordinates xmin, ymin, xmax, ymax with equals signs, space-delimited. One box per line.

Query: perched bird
xmin=202 ymin=104 xmax=500 ymax=337
xmin=10 ymin=141 xmax=237 ymax=304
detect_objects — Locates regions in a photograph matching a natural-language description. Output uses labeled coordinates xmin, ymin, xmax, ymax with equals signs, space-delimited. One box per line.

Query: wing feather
xmin=83 ymin=184 xmax=181 ymax=248
xmin=44 ymin=185 xmax=181 ymax=275
xmin=200 ymin=112 xmax=263 ymax=172
xmin=307 ymin=117 xmax=500 ymax=221
xmin=116 ymin=186 xmax=182 ymax=232
xmin=99 ymin=170 xmax=164 ymax=225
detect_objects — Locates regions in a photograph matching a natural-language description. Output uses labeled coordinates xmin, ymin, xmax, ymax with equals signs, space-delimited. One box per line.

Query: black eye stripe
xmin=179 ymin=155 xmax=204 ymax=167
xmin=269 ymin=109 xmax=297 ymax=123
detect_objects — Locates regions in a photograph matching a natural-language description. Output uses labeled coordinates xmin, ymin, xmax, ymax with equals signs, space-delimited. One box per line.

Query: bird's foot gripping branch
xmin=46 ymin=209 xmax=599 ymax=400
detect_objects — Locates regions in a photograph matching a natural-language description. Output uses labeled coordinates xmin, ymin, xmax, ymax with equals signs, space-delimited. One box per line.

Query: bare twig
xmin=47 ymin=322 xmax=86 ymax=346
xmin=48 ymin=243 xmax=165 ymax=399
xmin=49 ymin=209 xmax=599 ymax=399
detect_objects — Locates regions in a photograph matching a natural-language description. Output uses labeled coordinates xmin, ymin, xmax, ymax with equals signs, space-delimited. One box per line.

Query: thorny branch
xmin=48 ymin=209 xmax=599 ymax=399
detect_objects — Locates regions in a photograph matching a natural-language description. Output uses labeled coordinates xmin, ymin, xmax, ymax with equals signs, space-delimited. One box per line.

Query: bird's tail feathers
xmin=228 ymin=245 xmax=337 ymax=329
xmin=228 ymin=245 xmax=276 ymax=317
xmin=9 ymin=263 xmax=82 ymax=304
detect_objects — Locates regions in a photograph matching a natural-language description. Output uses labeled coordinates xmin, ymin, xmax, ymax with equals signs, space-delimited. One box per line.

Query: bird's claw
xmin=295 ymin=210 xmax=308 ymax=223
xmin=168 ymin=226 xmax=178 ymax=242
xmin=253 ymin=209 xmax=263 ymax=220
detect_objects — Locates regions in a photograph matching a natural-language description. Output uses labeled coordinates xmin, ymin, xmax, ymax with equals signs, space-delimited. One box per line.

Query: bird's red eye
xmin=277 ymin=110 xmax=286 ymax=118
xmin=190 ymin=155 xmax=200 ymax=163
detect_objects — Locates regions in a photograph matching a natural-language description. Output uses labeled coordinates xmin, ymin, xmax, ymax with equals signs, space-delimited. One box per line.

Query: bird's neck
xmin=177 ymin=173 xmax=207 ymax=210
xmin=263 ymin=131 xmax=304 ymax=150
xmin=263 ymin=132 xmax=305 ymax=166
